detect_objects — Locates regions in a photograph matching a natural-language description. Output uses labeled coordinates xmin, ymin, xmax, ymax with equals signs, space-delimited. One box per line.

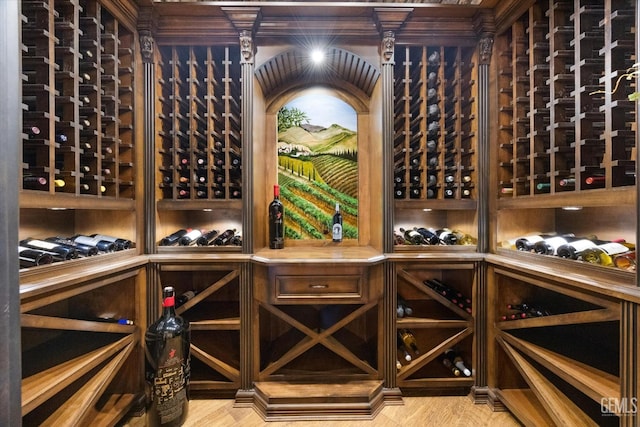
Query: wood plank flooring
xmin=121 ymin=396 xmax=521 ymax=426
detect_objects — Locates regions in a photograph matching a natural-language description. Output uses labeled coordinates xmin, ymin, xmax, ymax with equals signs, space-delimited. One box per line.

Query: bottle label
xmin=332 ymin=223 xmax=343 ymax=241
xmin=543 ymin=236 xmax=567 ymax=250
xmin=27 ymin=240 xmax=59 ymax=250
xmin=521 ymin=235 xmax=545 ymax=244
xmin=598 ymin=242 xmax=630 ymax=255
xmin=569 ymin=239 xmax=597 ymax=252
xmin=153 ymin=348 xmax=188 ymax=424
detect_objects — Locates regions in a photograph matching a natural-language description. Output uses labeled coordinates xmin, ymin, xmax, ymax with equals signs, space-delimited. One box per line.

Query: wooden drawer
xmin=269 ymin=266 xmax=367 ymax=304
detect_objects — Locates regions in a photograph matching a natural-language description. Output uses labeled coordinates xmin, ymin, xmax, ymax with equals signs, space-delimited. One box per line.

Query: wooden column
xmin=239 ymin=29 xmax=255 ymax=395
xmin=472 ymin=11 xmax=494 ymax=403
xmin=0 ymin=0 xmax=22 ymax=423
xmin=380 ymin=31 xmax=402 ymax=401
xmin=138 ymin=25 xmax=161 ymax=323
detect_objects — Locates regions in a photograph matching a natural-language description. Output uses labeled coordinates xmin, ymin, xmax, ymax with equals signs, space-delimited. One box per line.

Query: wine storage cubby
xmin=156 ymin=45 xmax=241 ymax=203
xmin=393 ymin=45 xmax=478 ymax=203
xmin=496 ymin=0 xmax=637 ymax=199
xmin=21 ymin=0 xmax=136 ymax=200
xmin=488 ymin=265 xmax=621 ymax=427
xmin=157 ymin=261 xmax=242 ymax=397
xmin=20 ymin=262 xmax=145 ymax=425
xmin=393 ymin=260 xmax=476 ymax=393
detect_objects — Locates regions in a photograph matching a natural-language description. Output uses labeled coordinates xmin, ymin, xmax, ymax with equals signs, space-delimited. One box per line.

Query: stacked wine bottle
xmin=394 ymin=226 xmax=477 ymax=246
xmin=18 ymin=234 xmax=134 ymax=268
xmin=159 ymin=228 xmax=241 ymax=247
xmin=510 ymin=233 xmax=636 ymax=270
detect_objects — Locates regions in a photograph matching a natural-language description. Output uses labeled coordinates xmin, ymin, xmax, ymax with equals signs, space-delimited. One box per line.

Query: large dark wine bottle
xmin=268 ymin=184 xmax=284 ymax=249
xmin=332 ymin=202 xmax=343 ymax=242
xmin=145 ymin=286 xmax=190 ymax=427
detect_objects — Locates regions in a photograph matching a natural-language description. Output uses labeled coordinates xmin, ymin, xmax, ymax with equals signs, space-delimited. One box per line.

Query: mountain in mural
xmin=278 ymin=123 xmax=357 ymax=155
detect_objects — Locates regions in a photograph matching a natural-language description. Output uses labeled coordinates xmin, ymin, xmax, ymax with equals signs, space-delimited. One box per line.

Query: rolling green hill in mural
xmin=278 ymin=123 xmax=357 ymax=154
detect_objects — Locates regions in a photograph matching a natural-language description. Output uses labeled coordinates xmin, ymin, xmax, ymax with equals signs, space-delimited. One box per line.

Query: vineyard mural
xmin=277 ymin=93 xmax=358 ymax=240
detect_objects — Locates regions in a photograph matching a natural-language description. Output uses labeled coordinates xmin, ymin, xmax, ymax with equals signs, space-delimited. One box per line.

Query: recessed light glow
xmin=49 ymin=207 xmax=68 ymax=211
xmin=423 ymin=208 xmax=433 ymax=212
xmin=562 ymin=206 xmax=583 ymax=211
xmin=310 ymin=49 xmax=325 ymax=65
xmin=202 ymin=209 xmax=212 ymax=212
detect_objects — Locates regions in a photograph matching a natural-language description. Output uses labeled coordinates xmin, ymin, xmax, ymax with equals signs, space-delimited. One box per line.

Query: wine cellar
xmin=2 ymin=0 xmax=640 ymax=426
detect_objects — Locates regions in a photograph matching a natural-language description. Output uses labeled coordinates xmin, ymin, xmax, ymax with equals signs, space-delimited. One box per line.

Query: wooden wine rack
xmin=21 ymin=0 xmax=135 ymax=199
xmin=393 ymin=45 xmax=478 ymax=203
xmin=497 ymin=0 xmax=637 ymax=198
xmin=20 ymin=256 xmax=145 ymax=425
xmin=394 ymin=261 xmax=476 ymax=393
xmin=156 ymin=45 xmax=242 ymax=203
xmin=489 ymin=264 xmax=621 ymax=426
xmin=157 ymin=261 xmax=242 ymax=397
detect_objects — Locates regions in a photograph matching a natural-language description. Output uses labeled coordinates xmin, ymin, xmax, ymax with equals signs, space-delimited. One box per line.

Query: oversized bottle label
xmin=152 ymin=341 xmax=189 ymax=424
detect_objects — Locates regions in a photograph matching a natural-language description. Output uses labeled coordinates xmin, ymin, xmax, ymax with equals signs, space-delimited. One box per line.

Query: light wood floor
xmin=122 ymin=396 xmax=521 ymax=427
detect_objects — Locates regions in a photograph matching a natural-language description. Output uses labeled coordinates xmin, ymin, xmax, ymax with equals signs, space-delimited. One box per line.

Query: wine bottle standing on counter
xmin=332 ymin=202 xmax=343 ymax=242
xmin=146 ymin=286 xmax=190 ymax=427
xmin=268 ymin=184 xmax=284 ymax=249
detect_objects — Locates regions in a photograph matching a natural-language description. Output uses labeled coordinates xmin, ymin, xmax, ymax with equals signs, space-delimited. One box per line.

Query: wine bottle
xmin=20 ymin=238 xmax=78 ymax=261
xmin=196 ymin=229 xmax=219 ymax=246
xmin=435 ymin=228 xmax=458 ymax=245
xmin=393 ymin=231 xmax=407 ymax=245
xmin=398 ymin=329 xmax=419 ymax=354
xmin=18 ymin=246 xmax=54 ymax=268
xmin=71 ymin=235 xmax=115 ymax=252
xmin=178 ymin=229 xmax=203 ymax=246
xmin=268 ymin=184 xmax=285 ymax=249
xmin=160 ymin=229 xmax=189 ymax=246
xmin=556 ymin=238 xmax=603 ymax=259
xmin=89 ymin=234 xmax=132 ymax=250
xmin=213 ymin=229 xmax=235 ymax=246
xmin=145 ymin=286 xmax=190 ymax=427
xmin=514 ymin=234 xmax=555 ymax=251
xmin=332 ymin=202 xmax=343 ymax=242
xmin=23 ymin=176 xmax=47 ymax=190
xmin=45 ymin=236 xmax=99 ymax=257
xmin=397 ymin=334 xmax=412 ymax=362
xmin=176 ymin=290 xmax=197 ymax=307
xmin=614 ymin=251 xmax=636 ymax=271
xmin=534 ymin=235 xmax=578 ymax=256
xmin=400 ymin=227 xmax=426 ymax=245
xmin=415 ymin=227 xmax=440 ymax=245
xmin=452 ymin=230 xmax=477 ymax=245
xmin=444 ymin=349 xmax=471 ymax=377
xmin=396 ymin=296 xmax=414 ymax=318
xmin=441 ymin=354 xmax=461 ymax=376
xmin=582 ymin=242 xmax=635 ymax=266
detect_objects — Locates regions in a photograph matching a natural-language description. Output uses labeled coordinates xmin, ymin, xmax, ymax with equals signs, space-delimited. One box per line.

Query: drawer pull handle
xmin=309 ymin=284 xmax=328 ymax=289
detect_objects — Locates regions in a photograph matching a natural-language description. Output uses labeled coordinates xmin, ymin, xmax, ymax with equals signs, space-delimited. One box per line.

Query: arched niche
xmin=253 ymin=47 xmax=383 ymax=249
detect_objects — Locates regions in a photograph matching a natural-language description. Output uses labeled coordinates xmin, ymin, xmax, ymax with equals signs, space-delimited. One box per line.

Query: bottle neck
xmin=274 ymin=185 xmax=280 ymax=199
xmin=162 ymin=294 xmax=177 ymax=316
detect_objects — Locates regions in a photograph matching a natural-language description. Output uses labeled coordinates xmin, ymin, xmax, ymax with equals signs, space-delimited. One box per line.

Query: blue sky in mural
xmin=285 ymin=94 xmax=357 ymax=132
